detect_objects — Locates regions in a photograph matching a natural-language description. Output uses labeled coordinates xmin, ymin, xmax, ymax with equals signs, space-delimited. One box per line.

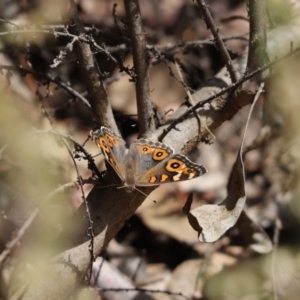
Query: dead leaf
xmin=184 ymin=84 xmax=268 ymax=244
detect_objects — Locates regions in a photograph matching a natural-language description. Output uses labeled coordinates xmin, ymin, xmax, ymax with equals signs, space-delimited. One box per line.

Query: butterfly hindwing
xmin=130 ymin=140 xmax=207 ymax=186
xmin=128 ymin=139 xmax=174 ymax=178
xmin=136 ymin=153 xmax=207 ymax=186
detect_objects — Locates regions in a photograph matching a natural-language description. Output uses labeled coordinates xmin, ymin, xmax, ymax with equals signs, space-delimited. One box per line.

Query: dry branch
xmin=124 ymin=0 xmax=156 ymax=136
xmin=196 ymin=0 xmax=237 ymax=83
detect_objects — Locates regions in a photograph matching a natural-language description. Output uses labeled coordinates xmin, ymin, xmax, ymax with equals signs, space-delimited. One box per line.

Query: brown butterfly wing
xmin=94 ymin=127 xmax=127 ymax=180
xmin=129 ymin=140 xmax=207 ymax=186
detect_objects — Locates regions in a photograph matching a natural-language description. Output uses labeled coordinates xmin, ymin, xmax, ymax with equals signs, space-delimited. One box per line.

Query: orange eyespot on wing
xmin=183 ymin=167 xmax=197 ymax=175
xmin=153 ymin=148 xmax=169 ymax=161
xmin=136 ymin=144 xmax=153 ymax=154
xmin=96 ymin=137 xmax=110 ymax=153
xmin=104 ymin=132 xmax=122 ymax=147
xmin=165 ymin=158 xmax=186 ymax=172
xmin=164 ymin=156 xmax=207 ymax=182
xmin=135 ymin=140 xmax=173 ymax=159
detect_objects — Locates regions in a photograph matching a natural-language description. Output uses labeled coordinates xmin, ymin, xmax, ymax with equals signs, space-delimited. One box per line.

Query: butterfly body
xmin=93 ymin=127 xmax=207 ymax=193
xmin=122 ymin=153 xmax=137 ymax=192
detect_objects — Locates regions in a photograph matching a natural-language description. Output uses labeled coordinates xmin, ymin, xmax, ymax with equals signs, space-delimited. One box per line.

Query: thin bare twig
xmin=0 ymin=65 xmax=91 ymax=109
xmin=102 ymin=35 xmax=248 ymax=57
xmin=51 ymin=36 xmax=78 ymax=68
xmin=159 ymin=45 xmax=300 ymax=140
xmin=31 ymin=66 xmax=98 ymax=279
xmin=29 ymin=40 xmax=97 ymax=277
xmin=196 ymin=0 xmax=237 ymax=83
xmin=33 ymin=129 xmax=103 ymax=179
xmin=0 ymin=27 xmax=117 ymax=65
xmin=174 ymin=61 xmax=195 ymax=104
xmin=64 ymin=0 xmax=118 ymax=131
xmin=124 ymin=0 xmax=156 ymax=135
xmin=0 ymin=19 xmax=248 ymax=80
xmin=52 ymin=128 xmax=95 ymax=282
xmin=174 ymin=60 xmax=216 ymax=139
xmin=221 ymin=15 xmax=249 ymax=23
xmin=112 ymin=3 xmax=125 ymax=40
xmin=158 ymin=56 xmax=195 ymax=93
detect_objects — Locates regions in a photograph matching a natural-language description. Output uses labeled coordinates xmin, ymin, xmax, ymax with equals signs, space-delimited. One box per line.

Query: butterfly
xmin=93 ymin=127 xmax=207 ymax=193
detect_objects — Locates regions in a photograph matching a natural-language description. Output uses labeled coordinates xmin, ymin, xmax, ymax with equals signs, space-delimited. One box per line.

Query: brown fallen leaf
xmin=183 ymin=84 xmax=271 ymax=246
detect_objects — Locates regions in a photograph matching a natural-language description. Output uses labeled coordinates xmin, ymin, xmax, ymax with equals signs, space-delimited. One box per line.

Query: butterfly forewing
xmin=94 ymin=127 xmax=127 ymax=180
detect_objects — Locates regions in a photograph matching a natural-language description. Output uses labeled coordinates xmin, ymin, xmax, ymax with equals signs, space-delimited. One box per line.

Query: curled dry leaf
xmin=198 ymin=143 xmax=246 ymax=243
xmin=182 ymin=145 xmax=246 ymax=243
xmin=183 ymin=84 xmax=272 ymax=251
xmin=183 ymin=108 xmax=247 ymax=242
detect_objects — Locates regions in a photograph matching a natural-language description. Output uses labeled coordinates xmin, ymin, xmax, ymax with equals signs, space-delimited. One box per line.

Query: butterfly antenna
xmin=134 ymin=187 xmax=148 ymax=197
xmin=117 ymin=185 xmax=126 ymax=190
xmin=95 ymin=183 xmax=120 ymax=189
xmin=117 ymin=186 xmax=148 ymax=197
